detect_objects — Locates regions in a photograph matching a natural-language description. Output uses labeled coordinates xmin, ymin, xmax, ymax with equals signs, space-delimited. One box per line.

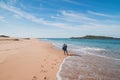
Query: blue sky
xmin=0 ymin=0 xmax=120 ymax=38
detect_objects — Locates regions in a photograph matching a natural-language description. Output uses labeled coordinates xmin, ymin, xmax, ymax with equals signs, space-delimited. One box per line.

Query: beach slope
xmin=0 ymin=38 xmax=64 ymax=80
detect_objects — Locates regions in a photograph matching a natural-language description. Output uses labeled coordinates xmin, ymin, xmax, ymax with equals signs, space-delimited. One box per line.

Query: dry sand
xmin=0 ymin=37 xmax=65 ymax=80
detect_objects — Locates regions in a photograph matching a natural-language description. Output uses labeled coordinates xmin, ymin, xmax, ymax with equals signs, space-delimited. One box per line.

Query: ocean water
xmin=40 ymin=38 xmax=120 ymax=80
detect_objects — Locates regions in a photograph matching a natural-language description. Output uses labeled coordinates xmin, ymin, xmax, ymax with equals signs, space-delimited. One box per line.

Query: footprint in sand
xmin=44 ymin=59 xmax=46 ymax=61
xmin=41 ymin=65 xmax=44 ymax=68
xmin=44 ymin=76 xmax=47 ymax=80
xmin=32 ymin=76 xmax=37 ymax=80
xmin=40 ymin=69 xmax=48 ymax=73
xmin=51 ymin=66 xmax=54 ymax=69
xmin=52 ymin=63 xmax=56 ymax=65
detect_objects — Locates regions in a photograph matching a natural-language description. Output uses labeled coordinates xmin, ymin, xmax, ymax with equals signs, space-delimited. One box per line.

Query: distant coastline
xmin=70 ymin=35 xmax=120 ymax=39
xmin=0 ymin=35 xmax=10 ymax=38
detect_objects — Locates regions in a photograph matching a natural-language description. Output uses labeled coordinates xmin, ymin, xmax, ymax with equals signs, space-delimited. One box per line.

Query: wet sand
xmin=0 ymin=37 xmax=65 ymax=80
xmin=58 ymin=54 xmax=120 ymax=80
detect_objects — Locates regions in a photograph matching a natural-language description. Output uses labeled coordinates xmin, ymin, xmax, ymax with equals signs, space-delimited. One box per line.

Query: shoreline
xmin=0 ymin=37 xmax=66 ymax=80
xmin=1 ymin=37 xmax=120 ymax=80
xmin=57 ymin=54 xmax=120 ymax=80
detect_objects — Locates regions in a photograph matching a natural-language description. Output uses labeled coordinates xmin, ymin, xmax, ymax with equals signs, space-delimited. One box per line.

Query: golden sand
xmin=0 ymin=38 xmax=65 ymax=80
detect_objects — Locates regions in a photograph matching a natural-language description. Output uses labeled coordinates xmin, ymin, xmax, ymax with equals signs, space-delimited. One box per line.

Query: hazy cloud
xmin=0 ymin=2 xmax=75 ymax=29
xmin=61 ymin=10 xmax=97 ymax=22
xmin=63 ymin=0 xmax=88 ymax=6
xmin=0 ymin=16 xmax=6 ymax=22
xmin=88 ymin=11 xmax=120 ymax=18
xmin=0 ymin=1 xmax=119 ymax=31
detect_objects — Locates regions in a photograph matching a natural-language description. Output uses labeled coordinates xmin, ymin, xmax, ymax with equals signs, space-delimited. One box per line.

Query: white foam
xmin=56 ymin=56 xmax=71 ymax=80
xmin=51 ymin=41 xmax=120 ymax=61
xmin=57 ymin=54 xmax=120 ymax=80
xmin=41 ymin=39 xmax=120 ymax=79
xmin=87 ymin=52 xmax=120 ymax=61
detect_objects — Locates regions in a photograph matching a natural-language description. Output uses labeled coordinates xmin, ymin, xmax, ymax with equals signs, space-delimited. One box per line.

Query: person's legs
xmin=64 ymin=50 xmax=66 ymax=55
xmin=64 ymin=50 xmax=68 ymax=55
xmin=66 ymin=50 xmax=68 ymax=55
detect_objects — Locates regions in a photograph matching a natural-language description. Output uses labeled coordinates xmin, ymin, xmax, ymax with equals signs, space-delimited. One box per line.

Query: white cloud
xmin=0 ymin=2 xmax=76 ymax=29
xmin=13 ymin=14 xmax=21 ymax=19
xmin=61 ymin=10 xmax=97 ymax=22
xmin=51 ymin=10 xmax=100 ymax=27
xmin=56 ymin=10 xmax=120 ymax=34
xmin=6 ymin=0 xmax=18 ymax=5
xmin=63 ymin=0 xmax=88 ymax=6
xmin=0 ymin=1 xmax=119 ymax=31
xmin=0 ymin=16 xmax=4 ymax=19
xmin=87 ymin=11 xmax=119 ymax=18
xmin=0 ymin=16 xmax=6 ymax=22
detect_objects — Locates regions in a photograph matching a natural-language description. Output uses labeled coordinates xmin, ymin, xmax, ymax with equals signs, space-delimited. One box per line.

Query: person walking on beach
xmin=62 ymin=44 xmax=68 ymax=55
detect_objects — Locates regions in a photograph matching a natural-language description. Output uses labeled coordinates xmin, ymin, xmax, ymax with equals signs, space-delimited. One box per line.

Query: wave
xmin=50 ymin=41 xmax=120 ymax=60
xmin=40 ymin=39 xmax=120 ymax=80
xmin=56 ymin=56 xmax=69 ymax=80
xmin=57 ymin=54 xmax=120 ymax=80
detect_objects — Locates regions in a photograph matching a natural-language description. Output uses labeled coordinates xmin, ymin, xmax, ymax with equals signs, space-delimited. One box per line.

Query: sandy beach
xmin=1 ymin=37 xmax=120 ymax=80
xmin=0 ymin=37 xmax=65 ymax=80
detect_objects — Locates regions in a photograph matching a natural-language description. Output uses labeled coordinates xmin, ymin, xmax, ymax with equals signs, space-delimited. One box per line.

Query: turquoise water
xmin=41 ymin=38 xmax=120 ymax=80
xmin=41 ymin=38 xmax=120 ymax=59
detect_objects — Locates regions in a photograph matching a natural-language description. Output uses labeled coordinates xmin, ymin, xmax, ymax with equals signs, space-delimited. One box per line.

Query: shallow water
xmin=57 ymin=55 xmax=120 ymax=80
xmin=41 ymin=38 xmax=120 ymax=59
xmin=40 ymin=38 xmax=120 ymax=80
